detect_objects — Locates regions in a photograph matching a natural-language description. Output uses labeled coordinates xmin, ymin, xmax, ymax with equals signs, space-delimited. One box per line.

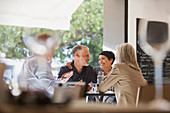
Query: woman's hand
xmin=66 ymin=62 xmax=72 ymax=69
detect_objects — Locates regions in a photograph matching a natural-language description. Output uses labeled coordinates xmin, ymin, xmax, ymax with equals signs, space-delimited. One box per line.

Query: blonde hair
xmin=116 ymin=43 xmax=140 ymax=70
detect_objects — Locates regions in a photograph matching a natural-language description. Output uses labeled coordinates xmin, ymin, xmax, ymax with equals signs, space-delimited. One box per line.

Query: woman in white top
xmin=99 ymin=43 xmax=147 ymax=107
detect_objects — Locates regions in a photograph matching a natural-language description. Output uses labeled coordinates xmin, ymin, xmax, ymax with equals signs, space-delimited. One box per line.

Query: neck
xmin=103 ymin=66 xmax=112 ymax=76
xmin=74 ymin=62 xmax=83 ymax=74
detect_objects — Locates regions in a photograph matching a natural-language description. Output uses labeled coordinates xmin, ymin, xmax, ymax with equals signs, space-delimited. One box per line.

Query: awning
xmin=0 ymin=0 xmax=84 ymax=30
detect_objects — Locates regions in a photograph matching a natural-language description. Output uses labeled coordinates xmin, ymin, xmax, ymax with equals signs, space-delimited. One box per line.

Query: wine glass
xmin=138 ymin=18 xmax=170 ymax=109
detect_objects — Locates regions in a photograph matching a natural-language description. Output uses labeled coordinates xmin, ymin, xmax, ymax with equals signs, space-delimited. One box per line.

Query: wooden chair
xmin=0 ymin=63 xmax=8 ymax=104
xmin=52 ymin=82 xmax=86 ymax=103
xmin=0 ymin=63 xmax=6 ymax=86
xmin=138 ymin=85 xmax=170 ymax=104
xmin=136 ymin=87 xmax=140 ymax=107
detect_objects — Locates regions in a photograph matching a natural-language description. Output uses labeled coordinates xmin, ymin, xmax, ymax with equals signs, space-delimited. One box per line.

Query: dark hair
xmin=99 ymin=51 xmax=115 ymax=65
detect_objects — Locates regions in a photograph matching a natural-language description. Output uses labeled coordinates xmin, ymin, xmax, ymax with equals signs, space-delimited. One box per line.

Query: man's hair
xmin=72 ymin=45 xmax=88 ymax=57
xmin=99 ymin=51 xmax=115 ymax=65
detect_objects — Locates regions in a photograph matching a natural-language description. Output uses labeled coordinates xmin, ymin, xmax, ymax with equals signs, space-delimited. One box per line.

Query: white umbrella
xmin=0 ymin=0 xmax=84 ymax=30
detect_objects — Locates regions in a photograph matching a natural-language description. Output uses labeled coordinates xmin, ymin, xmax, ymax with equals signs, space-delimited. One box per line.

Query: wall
xmin=128 ymin=0 xmax=170 ymax=50
xmin=103 ymin=0 xmax=125 ymax=53
xmin=128 ymin=0 xmax=170 ymax=83
xmin=103 ymin=0 xmax=170 ymax=52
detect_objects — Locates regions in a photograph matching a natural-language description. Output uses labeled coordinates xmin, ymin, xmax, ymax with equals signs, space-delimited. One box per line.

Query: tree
xmin=0 ymin=0 xmax=103 ymax=67
xmin=54 ymin=0 xmax=103 ymax=67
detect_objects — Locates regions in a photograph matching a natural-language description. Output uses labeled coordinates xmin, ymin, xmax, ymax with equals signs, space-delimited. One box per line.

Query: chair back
xmin=52 ymin=82 xmax=86 ymax=103
xmin=0 ymin=63 xmax=8 ymax=104
xmin=136 ymin=87 xmax=140 ymax=107
xmin=139 ymin=85 xmax=170 ymax=104
xmin=0 ymin=63 xmax=6 ymax=85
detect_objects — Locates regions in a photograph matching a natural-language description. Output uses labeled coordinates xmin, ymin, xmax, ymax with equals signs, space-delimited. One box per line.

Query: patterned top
xmin=19 ymin=55 xmax=55 ymax=97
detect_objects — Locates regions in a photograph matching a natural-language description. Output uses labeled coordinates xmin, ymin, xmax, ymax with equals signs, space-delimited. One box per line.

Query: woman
xmin=99 ymin=43 xmax=147 ymax=107
xmin=93 ymin=51 xmax=116 ymax=104
xmin=94 ymin=51 xmax=115 ymax=77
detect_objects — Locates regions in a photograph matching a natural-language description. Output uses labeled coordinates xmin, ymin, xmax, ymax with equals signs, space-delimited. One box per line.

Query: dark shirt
xmin=58 ymin=61 xmax=97 ymax=83
xmin=93 ymin=66 xmax=104 ymax=76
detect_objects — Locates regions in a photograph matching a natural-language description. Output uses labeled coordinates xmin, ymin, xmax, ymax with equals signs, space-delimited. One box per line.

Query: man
xmin=58 ymin=45 xmax=97 ymax=83
xmin=19 ymin=33 xmax=56 ymax=97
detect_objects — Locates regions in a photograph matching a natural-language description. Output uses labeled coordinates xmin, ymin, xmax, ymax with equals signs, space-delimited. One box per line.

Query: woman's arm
xmin=99 ymin=65 xmax=120 ymax=92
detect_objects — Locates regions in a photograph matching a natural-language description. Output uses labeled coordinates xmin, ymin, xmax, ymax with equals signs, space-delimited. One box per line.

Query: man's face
xmin=78 ymin=47 xmax=90 ymax=66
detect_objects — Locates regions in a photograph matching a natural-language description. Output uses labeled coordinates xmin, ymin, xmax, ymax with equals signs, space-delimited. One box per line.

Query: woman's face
xmin=98 ymin=55 xmax=112 ymax=70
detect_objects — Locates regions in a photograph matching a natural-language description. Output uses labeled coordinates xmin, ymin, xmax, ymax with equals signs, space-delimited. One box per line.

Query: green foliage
xmin=0 ymin=0 xmax=103 ymax=67
xmin=56 ymin=0 xmax=103 ymax=66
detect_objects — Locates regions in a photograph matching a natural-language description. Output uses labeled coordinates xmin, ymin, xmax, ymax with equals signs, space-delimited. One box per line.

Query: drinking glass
xmin=138 ymin=19 xmax=170 ymax=108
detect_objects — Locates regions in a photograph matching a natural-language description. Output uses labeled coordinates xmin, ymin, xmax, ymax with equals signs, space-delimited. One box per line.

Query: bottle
xmin=97 ymin=71 xmax=104 ymax=84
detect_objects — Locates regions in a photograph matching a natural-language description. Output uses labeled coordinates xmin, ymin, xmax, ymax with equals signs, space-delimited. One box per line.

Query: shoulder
xmin=59 ymin=65 xmax=71 ymax=71
xmin=94 ymin=66 xmax=101 ymax=70
xmin=84 ymin=65 xmax=96 ymax=75
xmin=93 ymin=66 xmax=103 ymax=73
xmin=111 ymin=63 xmax=128 ymax=75
xmin=114 ymin=63 xmax=126 ymax=66
xmin=58 ymin=65 xmax=71 ymax=78
xmin=59 ymin=61 xmax=74 ymax=73
xmin=24 ymin=56 xmax=38 ymax=66
xmin=86 ymin=65 xmax=94 ymax=70
xmin=113 ymin=63 xmax=129 ymax=69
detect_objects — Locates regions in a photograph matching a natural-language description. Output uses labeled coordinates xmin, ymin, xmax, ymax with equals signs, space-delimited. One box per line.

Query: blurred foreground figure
xmin=99 ymin=43 xmax=147 ymax=107
xmin=18 ymin=33 xmax=57 ymax=97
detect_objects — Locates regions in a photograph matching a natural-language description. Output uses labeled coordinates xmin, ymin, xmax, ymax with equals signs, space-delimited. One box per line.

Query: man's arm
xmin=58 ymin=66 xmax=71 ymax=78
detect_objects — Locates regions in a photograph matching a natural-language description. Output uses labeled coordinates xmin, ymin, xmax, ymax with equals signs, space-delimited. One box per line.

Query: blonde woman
xmin=99 ymin=43 xmax=147 ymax=107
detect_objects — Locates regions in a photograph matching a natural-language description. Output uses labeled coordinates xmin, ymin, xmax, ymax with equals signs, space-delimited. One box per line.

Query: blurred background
xmin=0 ymin=0 xmax=103 ymax=86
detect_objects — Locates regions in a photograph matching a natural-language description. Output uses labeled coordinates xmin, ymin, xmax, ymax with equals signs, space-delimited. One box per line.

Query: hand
xmin=66 ymin=62 xmax=72 ymax=69
xmin=60 ymin=71 xmax=73 ymax=83
xmin=87 ymin=82 xmax=93 ymax=91
xmin=75 ymin=80 xmax=83 ymax=87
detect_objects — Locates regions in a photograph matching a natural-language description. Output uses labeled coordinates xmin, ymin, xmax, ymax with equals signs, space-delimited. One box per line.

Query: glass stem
xmin=154 ymin=64 xmax=163 ymax=99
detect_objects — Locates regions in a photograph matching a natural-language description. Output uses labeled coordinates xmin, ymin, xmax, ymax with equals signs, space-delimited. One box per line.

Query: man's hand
xmin=60 ymin=71 xmax=73 ymax=83
xmin=75 ymin=80 xmax=83 ymax=87
xmin=87 ymin=82 xmax=93 ymax=91
xmin=75 ymin=80 xmax=93 ymax=91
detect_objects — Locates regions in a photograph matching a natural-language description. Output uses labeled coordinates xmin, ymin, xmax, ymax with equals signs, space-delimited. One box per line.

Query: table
xmin=1 ymin=100 xmax=170 ymax=113
xmin=86 ymin=91 xmax=115 ymax=103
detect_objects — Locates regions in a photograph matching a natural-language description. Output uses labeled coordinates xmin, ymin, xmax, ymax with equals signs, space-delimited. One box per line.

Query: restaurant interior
xmin=1 ymin=0 xmax=170 ymax=112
